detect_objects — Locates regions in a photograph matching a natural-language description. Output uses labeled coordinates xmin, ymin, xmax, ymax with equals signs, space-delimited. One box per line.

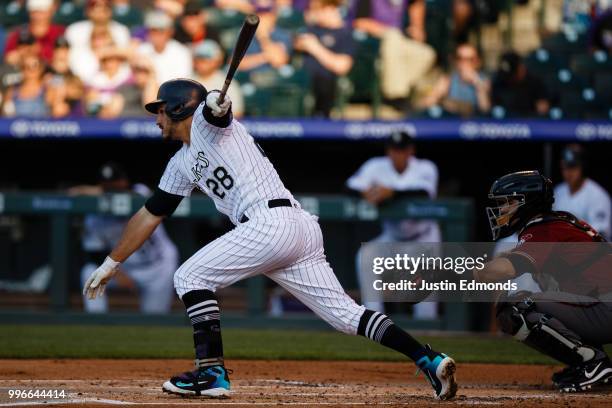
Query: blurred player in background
xmin=476 ymin=170 xmax=612 ymax=392
xmin=554 ymin=144 xmax=611 ymax=240
xmin=347 ymin=130 xmax=440 ymax=319
xmin=71 ymin=162 xmax=178 ymax=314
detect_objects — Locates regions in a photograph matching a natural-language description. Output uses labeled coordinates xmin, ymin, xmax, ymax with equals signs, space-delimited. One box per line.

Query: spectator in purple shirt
xmin=348 ymin=0 xmax=435 ymax=103
xmin=236 ymin=0 xmax=291 ymax=75
xmin=350 ymin=0 xmax=426 ymax=42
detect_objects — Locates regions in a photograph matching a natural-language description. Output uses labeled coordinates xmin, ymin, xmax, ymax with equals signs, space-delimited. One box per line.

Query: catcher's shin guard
xmin=496 ymin=297 xmax=598 ymax=366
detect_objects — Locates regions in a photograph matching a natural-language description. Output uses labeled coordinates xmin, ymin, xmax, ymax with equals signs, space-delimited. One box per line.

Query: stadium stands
xmin=0 ymin=0 xmax=609 ymax=119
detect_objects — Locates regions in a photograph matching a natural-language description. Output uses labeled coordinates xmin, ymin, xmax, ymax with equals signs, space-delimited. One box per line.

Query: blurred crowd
xmin=0 ymin=0 xmax=610 ymax=119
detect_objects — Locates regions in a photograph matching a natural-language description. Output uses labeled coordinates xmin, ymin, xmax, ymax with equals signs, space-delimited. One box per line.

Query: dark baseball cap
xmin=98 ymin=162 xmax=128 ymax=182
xmin=386 ymin=130 xmax=415 ymax=149
xmin=561 ymin=145 xmax=584 ymax=168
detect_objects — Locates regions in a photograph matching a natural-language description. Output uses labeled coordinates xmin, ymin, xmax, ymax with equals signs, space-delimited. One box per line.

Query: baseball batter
xmin=82 ymin=79 xmax=457 ymax=400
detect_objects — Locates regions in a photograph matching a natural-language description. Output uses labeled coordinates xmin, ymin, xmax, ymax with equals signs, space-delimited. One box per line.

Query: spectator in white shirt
xmin=137 ymin=10 xmax=192 ymax=83
xmin=65 ymin=0 xmax=130 ymax=49
xmin=191 ymin=39 xmax=244 ymax=117
xmin=85 ymin=45 xmax=132 ymax=118
xmin=69 ymin=24 xmax=116 ymax=84
xmin=554 ymin=144 xmax=611 ymax=240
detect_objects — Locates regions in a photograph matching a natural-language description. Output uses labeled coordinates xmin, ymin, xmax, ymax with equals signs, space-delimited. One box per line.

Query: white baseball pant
xmin=173 ymin=206 xmax=366 ymax=335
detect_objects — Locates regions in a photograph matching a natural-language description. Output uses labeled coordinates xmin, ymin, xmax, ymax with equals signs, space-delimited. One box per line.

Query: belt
xmin=240 ymin=199 xmax=293 ymax=223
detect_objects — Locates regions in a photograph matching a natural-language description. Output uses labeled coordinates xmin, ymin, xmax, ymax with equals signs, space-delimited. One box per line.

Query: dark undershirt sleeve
xmin=202 ymin=102 xmax=233 ymax=128
xmin=144 ymin=187 xmax=184 ymax=217
xmin=84 ymin=250 xmax=107 ymax=265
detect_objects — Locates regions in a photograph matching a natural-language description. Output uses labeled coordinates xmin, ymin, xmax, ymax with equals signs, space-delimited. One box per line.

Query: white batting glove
xmin=82 ymin=256 xmax=120 ymax=300
xmin=206 ymin=90 xmax=231 ymax=117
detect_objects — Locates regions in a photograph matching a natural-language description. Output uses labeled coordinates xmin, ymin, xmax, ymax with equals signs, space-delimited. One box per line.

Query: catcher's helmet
xmin=145 ymin=78 xmax=207 ymax=121
xmin=486 ymin=170 xmax=554 ymax=240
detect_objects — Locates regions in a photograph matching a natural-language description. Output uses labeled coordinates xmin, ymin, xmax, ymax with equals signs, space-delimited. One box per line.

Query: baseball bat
xmin=217 ymin=14 xmax=260 ymax=104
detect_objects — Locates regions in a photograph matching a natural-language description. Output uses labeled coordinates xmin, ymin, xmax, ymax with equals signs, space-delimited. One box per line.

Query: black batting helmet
xmin=145 ymin=78 xmax=207 ymax=121
xmin=486 ymin=170 xmax=554 ymax=240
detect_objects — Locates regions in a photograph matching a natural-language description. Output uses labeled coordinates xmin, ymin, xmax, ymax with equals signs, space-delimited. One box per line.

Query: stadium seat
xmin=53 ymin=1 xmax=85 ymax=26
xmin=242 ymin=83 xmax=308 ymax=117
xmin=241 ymin=84 xmax=271 ymax=117
xmin=525 ymin=48 xmax=565 ymax=77
xmin=218 ymin=28 xmax=240 ymax=55
xmin=276 ymin=7 xmax=305 ymax=32
xmin=571 ymin=51 xmax=612 ymax=82
xmin=541 ymin=30 xmax=587 ymax=64
xmin=240 ymin=66 xmax=311 ymax=117
xmin=558 ymin=87 xmax=607 ymax=119
xmin=542 ymin=68 xmax=587 ymax=105
xmin=207 ymin=9 xmax=246 ymax=31
xmin=593 ymin=72 xmax=612 ymax=103
xmin=0 ymin=2 xmax=28 ymax=28
xmin=412 ymin=105 xmax=459 ymax=119
xmin=425 ymin=0 xmax=451 ymax=66
xmin=336 ymin=31 xmax=381 ymax=116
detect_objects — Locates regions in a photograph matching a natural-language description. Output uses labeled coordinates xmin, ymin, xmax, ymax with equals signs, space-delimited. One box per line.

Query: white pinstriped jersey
xmin=158 ymin=102 xmax=294 ymax=225
xmin=163 ymin=103 xmax=366 ymax=336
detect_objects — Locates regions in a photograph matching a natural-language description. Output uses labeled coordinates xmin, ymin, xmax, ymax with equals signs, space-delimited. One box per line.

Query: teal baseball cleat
xmin=416 ymin=344 xmax=458 ymax=400
xmin=162 ymin=365 xmax=230 ymax=398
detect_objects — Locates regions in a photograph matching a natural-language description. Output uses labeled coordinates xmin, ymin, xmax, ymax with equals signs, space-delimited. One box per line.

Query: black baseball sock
xmin=182 ymin=289 xmax=224 ymax=369
xmin=358 ymin=309 xmax=426 ymax=362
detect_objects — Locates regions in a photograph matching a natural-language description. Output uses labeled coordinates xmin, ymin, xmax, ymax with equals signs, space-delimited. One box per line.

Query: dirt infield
xmin=0 ymin=359 xmax=610 ymax=407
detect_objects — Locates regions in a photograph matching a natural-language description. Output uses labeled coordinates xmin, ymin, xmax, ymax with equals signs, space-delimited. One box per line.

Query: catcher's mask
xmin=486 ymin=170 xmax=554 ymax=240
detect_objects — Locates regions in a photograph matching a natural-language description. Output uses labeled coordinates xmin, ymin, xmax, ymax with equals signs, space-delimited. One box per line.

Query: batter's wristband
xmin=101 ymin=256 xmax=120 ymax=272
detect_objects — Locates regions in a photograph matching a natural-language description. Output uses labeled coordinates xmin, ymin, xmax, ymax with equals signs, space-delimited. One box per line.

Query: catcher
xmin=473 ymin=170 xmax=612 ymax=392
